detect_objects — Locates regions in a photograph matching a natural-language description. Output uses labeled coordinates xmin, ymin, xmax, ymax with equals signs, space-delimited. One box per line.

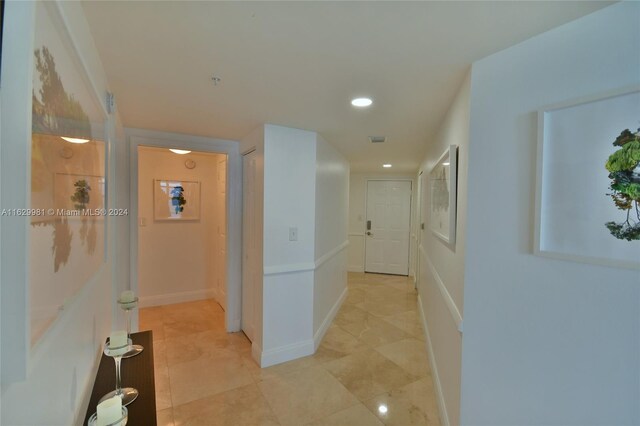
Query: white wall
xmin=416 ymin=73 xmax=470 ymax=426
xmin=0 ymin=1 xmax=125 ymax=424
xmin=137 ymin=147 xmax=226 ymax=307
xmin=261 ymin=125 xmax=316 ymax=365
xmin=263 ymin=125 xmax=317 ymax=270
xmin=240 ymin=125 xmax=349 ymax=367
xmin=313 ymin=135 xmax=349 ymax=338
xmin=348 ymin=173 xmax=417 ymax=276
xmin=461 ymin=3 xmax=640 ymax=424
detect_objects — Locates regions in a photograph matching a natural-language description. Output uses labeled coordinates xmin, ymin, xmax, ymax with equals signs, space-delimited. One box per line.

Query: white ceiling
xmin=82 ymin=1 xmax=611 ymax=173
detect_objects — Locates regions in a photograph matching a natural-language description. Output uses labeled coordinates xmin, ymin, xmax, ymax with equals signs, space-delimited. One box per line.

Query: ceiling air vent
xmin=369 ymin=136 xmax=386 ymax=143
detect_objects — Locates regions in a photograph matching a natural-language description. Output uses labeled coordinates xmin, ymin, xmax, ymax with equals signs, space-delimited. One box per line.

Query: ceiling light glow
xmin=351 ymin=97 xmax=373 ymax=107
xmin=378 ymin=405 xmax=388 ymax=414
xmin=61 ymin=137 xmax=90 ymax=144
xmin=383 ymin=164 xmax=392 ymax=168
xmin=443 ymin=162 xmax=450 ymax=166
xmin=170 ymin=149 xmax=192 ymax=155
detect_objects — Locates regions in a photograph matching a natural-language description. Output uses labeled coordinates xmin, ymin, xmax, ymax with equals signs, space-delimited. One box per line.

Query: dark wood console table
xmin=83 ymin=331 xmax=157 ymax=425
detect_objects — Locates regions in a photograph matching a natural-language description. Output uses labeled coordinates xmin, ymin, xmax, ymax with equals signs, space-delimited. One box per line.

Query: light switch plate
xmin=289 ymin=227 xmax=298 ymax=241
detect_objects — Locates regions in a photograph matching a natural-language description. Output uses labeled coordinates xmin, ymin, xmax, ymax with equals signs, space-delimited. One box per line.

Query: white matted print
xmin=154 ymin=179 xmax=201 ymax=220
xmin=430 ymin=145 xmax=458 ymax=245
xmin=535 ymin=86 xmax=640 ymax=269
xmin=29 ymin=2 xmax=107 ymax=347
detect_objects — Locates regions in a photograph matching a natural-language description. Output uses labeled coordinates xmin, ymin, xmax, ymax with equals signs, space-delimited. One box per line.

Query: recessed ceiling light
xmin=443 ymin=162 xmax=450 ymax=166
xmin=170 ymin=149 xmax=191 ymax=155
xmin=378 ymin=405 xmax=388 ymax=414
xmin=383 ymin=164 xmax=392 ymax=168
xmin=351 ymin=97 xmax=372 ymax=107
xmin=61 ymin=136 xmax=90 ymax=144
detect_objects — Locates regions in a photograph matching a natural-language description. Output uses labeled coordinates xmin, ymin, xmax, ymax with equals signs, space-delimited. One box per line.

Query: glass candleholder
xmin=117 ymin=297 xmax=143 ymax=359
xmin=99 ymin=339 xmax=139 ymax=407
xmin=87 ymin=406 xmax=128 ymax=426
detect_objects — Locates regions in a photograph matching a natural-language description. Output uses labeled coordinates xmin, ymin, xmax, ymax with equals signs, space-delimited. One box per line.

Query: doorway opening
xmin=241 ymin=149 xmax=258 ymax=342
xmin=128 ymin=132 xmax=242 ymax=334
xmin=136 ymin=146 xmax=228 ymax=311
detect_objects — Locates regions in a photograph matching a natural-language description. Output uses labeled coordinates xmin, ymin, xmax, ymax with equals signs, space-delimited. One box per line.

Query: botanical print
xmin=432 ymin=166 xmax=449 ymax=213
xmin=605 ymin=128 xmax=640 ymax=241
xmin=32 ymin=46 xmax=91 ymax=139
xmin=536 ymin=89 xmax=639 ymax=268
xmin=29 ymin=10 xmax=106 ymax=346
xmin=71 ymin=179 xmax=91 ymax=210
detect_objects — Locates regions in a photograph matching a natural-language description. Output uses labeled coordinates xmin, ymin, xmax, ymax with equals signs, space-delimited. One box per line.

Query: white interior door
xmin=216 ymin=156 xmax=227 ymax=310
xmin=242 ymin=151 xmax=258 ymax=342
xmin=365 ymin=180 xmax=412 ymax=275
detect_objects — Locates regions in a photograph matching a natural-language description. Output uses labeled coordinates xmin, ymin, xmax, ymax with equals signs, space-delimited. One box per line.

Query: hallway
xmin=140 ymin=272 xmax=440 ymax=425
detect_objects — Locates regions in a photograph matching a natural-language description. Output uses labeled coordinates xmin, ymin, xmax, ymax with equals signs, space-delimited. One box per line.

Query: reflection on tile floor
xmin=139 ymin=272 xmax=440 ymax=426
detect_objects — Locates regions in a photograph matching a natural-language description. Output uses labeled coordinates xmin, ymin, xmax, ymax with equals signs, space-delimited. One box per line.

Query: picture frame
xmin=0 ymin=0 xmax=5 ymax=82
xmin=154 ymin=179 xmax=201 ymax=221
xmin=29 ymin=1 xmax=109 ymax=348
xmin=430 ymin=145 xmax=458 ymax=245
xmin=534 ymin=86 xmax=640 ymax=269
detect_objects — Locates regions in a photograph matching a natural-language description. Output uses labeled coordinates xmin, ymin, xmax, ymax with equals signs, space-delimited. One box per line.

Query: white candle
xmin=109 ymin=330 xmax=128 ymax=356
xmin=96 ymin=395 xmax=122 ymax=426
xmin=119 ymin=290 xmax=135 ymax=303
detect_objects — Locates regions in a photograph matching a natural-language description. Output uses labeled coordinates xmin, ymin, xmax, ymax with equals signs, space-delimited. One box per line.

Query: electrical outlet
xmin=289 ymin=227 xmax=298 ymax=241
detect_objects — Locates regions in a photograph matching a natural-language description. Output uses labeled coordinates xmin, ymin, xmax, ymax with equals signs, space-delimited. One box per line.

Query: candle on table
xmin=96 ymin=395 xmax=122 ymax=426
xmin=119 ymin=290 xmax=137 ymax=310
xmin=119 ymin=290 xmax=135 ymax=303
xmin=109 ymin=330 xmax=128 ymax=356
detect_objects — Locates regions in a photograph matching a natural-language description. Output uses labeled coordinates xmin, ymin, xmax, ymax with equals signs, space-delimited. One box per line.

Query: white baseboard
xmin=226 ymin=317 xmax=241 ymax=333
xmin=418 ymin=295 xmax=450 ymax=426
xmin=251 ymin=341 xmax=262 ymax=366
xmin=347 ymin=265 xmax=365 ymax=272
xmin=259 ymin=339 xmax=315 ymax=368
xmin=313 ymin=286 xmax=348 ymax=350
xmin=138 ymin=289 xmax=215 ymax=308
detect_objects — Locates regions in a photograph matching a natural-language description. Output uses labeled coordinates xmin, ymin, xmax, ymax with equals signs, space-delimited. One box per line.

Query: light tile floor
xmin=140 ymin=272 xmax=440 ymax=426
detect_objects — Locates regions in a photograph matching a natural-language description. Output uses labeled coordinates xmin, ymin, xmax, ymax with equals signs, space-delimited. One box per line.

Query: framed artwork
xmin=430 ymin=145 xmax=458 ymax=245
xmin=534 ymin=86 xmax=640 ymax=269
xmin=154 ymin=179 xmax=201 ymax=221
xmin=29 ymin=2 xmax=108 ymax=346
xmin=0 ymin=0 xmax=4 ymax=82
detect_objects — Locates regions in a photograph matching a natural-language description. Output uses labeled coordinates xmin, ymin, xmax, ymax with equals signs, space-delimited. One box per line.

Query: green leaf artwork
xmin=605 ymin=128 xmax=640 ymax=241
xmin=70 ymin=179 xmax=91 ymax=210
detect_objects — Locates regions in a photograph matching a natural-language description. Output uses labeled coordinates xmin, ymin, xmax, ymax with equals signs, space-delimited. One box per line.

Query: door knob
xmin=366 ymin=231 xmax=373 ymax=236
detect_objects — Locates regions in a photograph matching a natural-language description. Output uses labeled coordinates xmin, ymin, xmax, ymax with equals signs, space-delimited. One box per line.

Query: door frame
xmin=128 ymin=129 xmax=242 ymax=332
xmin=363 ymin=178 xmax=414 ymax=276
xmin=415 ymin=171 xmax=424 ymax=288
xmin=241 ymin=148 xmax=257 ymax=341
